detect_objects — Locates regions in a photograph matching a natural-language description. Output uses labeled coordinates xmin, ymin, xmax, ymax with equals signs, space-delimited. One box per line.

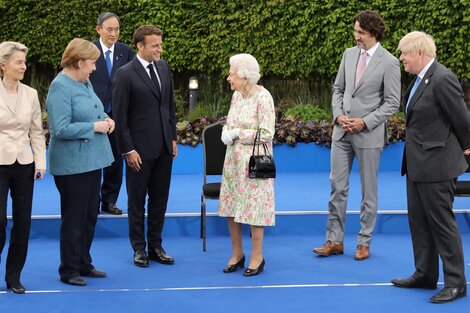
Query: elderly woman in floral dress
xmin=218 ymin=53 xmax=275 ymax=277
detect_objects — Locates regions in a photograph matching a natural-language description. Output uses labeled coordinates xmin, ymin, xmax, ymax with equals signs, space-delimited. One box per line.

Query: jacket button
xmin=352 ymin=95 xmax=355 ymax=98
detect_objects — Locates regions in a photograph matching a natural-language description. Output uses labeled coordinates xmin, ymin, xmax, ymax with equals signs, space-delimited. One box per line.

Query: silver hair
xmin=97 ymin=12 xmax=120 ymax=26
xmin=229 ymin=53 xmax=261 ymax=85
xmin=0 ymin=41 xmax=28 ymax=78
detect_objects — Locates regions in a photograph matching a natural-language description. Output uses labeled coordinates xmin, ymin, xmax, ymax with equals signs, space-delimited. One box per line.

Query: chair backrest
xmin=202 ymin=122 xmax=227 ymax=177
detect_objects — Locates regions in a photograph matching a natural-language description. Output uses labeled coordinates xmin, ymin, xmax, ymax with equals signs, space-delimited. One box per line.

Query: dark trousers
xmin=0 ymin=162 xmax=34 ymax=284
xmin=101 ymin=113 xmax=123 ymax=205
xmin=126 ymin=151 xmax=173 ymax=251
xmin=54 ymin=170 xmax=100 ymax=280
xmin=406 ymin=177 xmax=466 ymax=287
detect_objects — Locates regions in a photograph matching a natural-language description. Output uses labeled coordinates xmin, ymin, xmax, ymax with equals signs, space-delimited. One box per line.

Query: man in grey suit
xmin=313 ymin=10 xmax=400 ymax=260
xmin=391 ymin=31 xmax=468 ymax=303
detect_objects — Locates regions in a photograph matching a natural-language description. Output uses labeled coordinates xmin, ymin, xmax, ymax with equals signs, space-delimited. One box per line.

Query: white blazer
xmin=0 ymin=82 xmax=46 ymax=169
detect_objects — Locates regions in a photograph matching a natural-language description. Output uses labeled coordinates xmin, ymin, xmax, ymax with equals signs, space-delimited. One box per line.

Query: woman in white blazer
xmin=0 ymin=41 xmax=46 ymax=294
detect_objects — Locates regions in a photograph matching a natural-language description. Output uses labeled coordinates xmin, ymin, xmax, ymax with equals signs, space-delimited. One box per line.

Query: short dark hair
xmin=133 ymin=25 xmax=163 ymax=47
xmin=97 ymin=12 xmax=120 ymax=26
xmin=353 ymin=10 xmax=385 ymax=42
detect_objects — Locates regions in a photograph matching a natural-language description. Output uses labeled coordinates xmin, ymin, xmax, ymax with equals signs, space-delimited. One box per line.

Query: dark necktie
xmin=147 ymin=63 xmax=161 ymax=92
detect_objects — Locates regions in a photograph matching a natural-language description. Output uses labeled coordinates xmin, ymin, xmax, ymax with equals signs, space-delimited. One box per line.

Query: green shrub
xmin=284 ymin=104 xmax=331 ymax=122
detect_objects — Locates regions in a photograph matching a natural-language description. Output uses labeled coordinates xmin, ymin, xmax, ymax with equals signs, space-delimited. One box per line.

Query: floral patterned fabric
xmin=217 ymin=86 xmax=276 ymax=226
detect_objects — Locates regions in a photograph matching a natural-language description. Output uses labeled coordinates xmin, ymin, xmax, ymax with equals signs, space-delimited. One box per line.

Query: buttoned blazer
xmin=113 ymin=58 xmax=177 ymax=160
xmin=46 ymin=74 xmax=114 ymax=175
xmin=0 ymin=82 xmax=46 ymax=169
xmin=89 ymin=40 xmax=134 ymax=108
xmin=332 ymin=44 xmax=401 ymax=148
xmin=401 ymin=61 xmax=470 ymax=182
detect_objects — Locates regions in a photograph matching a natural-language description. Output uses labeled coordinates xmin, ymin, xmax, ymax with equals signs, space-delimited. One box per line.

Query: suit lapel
xmin=94 ymin=40 xmax=110 ymax=80
xmin=0 ymin=81 xmax=16 ymax=114
xmin=133 ymin=58 xmax=161 ymax=101
xmin=406 ymin=61 xmax=436 ymax=117
xmin=155 ymin=61 xmax=166 ymax=98
xmin=113 ymin=43 xmax=124 ymax=75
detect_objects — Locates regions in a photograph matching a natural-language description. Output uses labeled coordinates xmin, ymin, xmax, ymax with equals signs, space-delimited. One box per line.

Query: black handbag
xmin=248 ymin=130 xmax=276 ymax=179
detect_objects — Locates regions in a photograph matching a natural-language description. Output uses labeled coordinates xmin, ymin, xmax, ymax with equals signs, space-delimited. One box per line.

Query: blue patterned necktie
xmin=105 ymin=50 xmax=112 ymax=77
xmin=406 ymin=76 xmax=421 ymax=115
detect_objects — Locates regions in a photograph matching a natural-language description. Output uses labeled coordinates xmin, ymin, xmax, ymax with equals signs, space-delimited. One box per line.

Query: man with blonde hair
xmin=391 ymin=31 xmax=469 ymax=303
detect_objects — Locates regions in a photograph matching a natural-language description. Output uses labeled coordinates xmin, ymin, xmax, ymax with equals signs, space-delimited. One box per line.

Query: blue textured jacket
xmin=46 ymin=72 xmax=114 ymax=175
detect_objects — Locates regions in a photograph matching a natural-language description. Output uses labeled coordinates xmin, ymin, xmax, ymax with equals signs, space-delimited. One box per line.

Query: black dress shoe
xmin=223 ymin=255 xmax=245 ymax=273
xmin=80 ymin=268 xmax=107 ymax=278
xmin=243 ymin=259 xmax=265 ymax=277
xmin=101 ymin=203 xmax=122 ymax=215
xmin=430 ymin=286 xmax=467 ymax=303
xmin=148 ymin=247 xmax=175 ymax=265
xmin=60 ymin=276 xmax=86 ymax=286
xmin=6 ymin=282 xmax=26 ymax=294
xmin=391 ymin=276 xmax=437 ymax=289
xmin=134 ymin=250 xmax=149 ymax=267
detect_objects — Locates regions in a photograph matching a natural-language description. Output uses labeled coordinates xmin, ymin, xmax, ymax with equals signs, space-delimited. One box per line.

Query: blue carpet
xmin=1 ymin=234 xmax=469 ymax=313
xmin=3 ymin=167 xmax=470 ymax=312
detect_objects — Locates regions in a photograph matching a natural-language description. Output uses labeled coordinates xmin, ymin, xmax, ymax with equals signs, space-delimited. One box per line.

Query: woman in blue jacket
xmin=46 ymin=38 xmax=114 ymax=286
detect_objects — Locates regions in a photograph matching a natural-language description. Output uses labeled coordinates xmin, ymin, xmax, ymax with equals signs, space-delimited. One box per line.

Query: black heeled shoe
xmin=243 ymin=258 xmax=265 ymax=277
xmin=6 ymin=282 xmax=26 ymax=294
xmin=223 ymin=255 xmax=245 ymax=273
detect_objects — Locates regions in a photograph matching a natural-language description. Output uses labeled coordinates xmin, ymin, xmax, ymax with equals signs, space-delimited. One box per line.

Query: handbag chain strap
xmin=252 ymin=130 xmax=272 ymax=157
xmin=251 ymin=91 xmax=272 ymax=157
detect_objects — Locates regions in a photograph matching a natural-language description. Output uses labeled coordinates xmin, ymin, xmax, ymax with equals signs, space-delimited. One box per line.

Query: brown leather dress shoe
xmin=313 ymin=240 xmax=344 ymax=256
xmin=101 ymin=203 xmax=122 ymax=215
xmin=354 ymin=244 xmax=369 ymax=260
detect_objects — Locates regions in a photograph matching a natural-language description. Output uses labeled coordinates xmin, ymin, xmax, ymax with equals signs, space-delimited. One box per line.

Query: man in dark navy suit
xmin=391 ymin=31 xmax=469 ymax=304
xmin=113 ymin=25 xmax=177 ymax=267
xmin=89 ymin=12 xmax=134 ymax=215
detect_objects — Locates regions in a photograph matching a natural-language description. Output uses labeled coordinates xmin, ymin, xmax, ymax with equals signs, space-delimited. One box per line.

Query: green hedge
xmin=0 ymin=0 xmax=468 ymax=80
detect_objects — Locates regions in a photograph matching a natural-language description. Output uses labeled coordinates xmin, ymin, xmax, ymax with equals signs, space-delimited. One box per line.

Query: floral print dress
xmin=217 ymin=86 xmax=276 ymax=226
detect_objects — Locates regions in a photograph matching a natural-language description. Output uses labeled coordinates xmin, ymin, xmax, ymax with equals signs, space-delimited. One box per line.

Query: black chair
xmin=455 ymin=155 xmax=470 ymax=196
xmin=200 ymin=121 xmax=227 ymax=251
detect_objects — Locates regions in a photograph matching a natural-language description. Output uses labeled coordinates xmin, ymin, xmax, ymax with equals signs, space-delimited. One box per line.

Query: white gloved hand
xmin=227 ymin=128 xmax=240 ymax=141
xmin=221 ymin=129 xmax=233 ymax=145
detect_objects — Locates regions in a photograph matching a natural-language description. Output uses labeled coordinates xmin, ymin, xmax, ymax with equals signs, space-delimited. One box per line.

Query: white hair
xmin=229 ymin=53 xmax=261 ymax=85
xmin=398 ymin=31 xmax=436 ymax=58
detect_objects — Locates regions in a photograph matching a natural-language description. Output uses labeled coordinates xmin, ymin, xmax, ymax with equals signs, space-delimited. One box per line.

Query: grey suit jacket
xmin=401 ymin=61 xmax=470 ymax=182
xmin=332 ymin=44 xmax=401 ymax=148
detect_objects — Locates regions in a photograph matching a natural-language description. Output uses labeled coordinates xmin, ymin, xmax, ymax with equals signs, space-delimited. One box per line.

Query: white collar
xmin=99 ymin=39 xmax=114 ymax=55
xmin=417 ymin=58 xmax=435 ymax=79
xmin=361 ymin=42 xmax=380 ymax=57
